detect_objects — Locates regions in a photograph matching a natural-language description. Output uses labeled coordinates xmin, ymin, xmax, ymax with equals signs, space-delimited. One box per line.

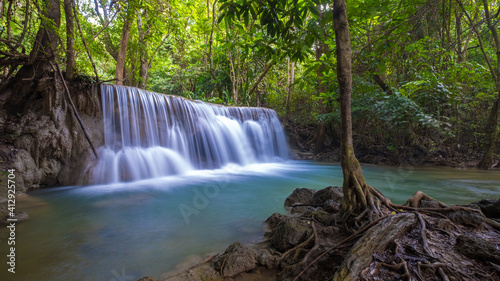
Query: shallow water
xmin=1 ymin=161 xmax=499 ymax=281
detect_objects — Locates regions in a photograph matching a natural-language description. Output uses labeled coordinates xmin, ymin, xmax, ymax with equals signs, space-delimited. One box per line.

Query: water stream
xmin=1 ymin=86 xmax=498 ymax=280
xmin=1 ymin=161 xmax=499 ymax=281
xmin=88 ymin=85 xmax=288 ymax=184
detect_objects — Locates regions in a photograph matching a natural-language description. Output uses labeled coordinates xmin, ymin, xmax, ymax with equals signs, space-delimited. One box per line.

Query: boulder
xmin=284 ymin=188 xmax=316 ymax=208
xmin=213 ymin=242 xmax=258 ymax=277
xmin=447 ymin=209 xmax=483 ymax=228
xmin=455 ymin=235 xmax=500 ymax=264
xmin=269 ymin=217 xmax=311 ymax=252
xmin=265 ymin=212 xmax=287 ymax=230
xmin=257 ymin=249 xmax=280 ymax=270
xmin=312 ymin=186 xmax=343 ymax=205
xmin=474 ymin=199 xmax=500 ymax=219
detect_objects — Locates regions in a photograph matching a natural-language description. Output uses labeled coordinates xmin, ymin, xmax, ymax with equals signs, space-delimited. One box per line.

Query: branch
xmin=73 ymin=0 xmax=100 ymax=82
xmin=456 ymin=0 xmax=496 ymax=81
xmin=248 ymin=62 xmax=273 ymax=97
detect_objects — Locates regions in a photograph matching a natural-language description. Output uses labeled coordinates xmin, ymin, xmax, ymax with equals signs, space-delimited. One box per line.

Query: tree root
xmin=404 ymin=191 xmax=448 ymax=208
xmin=379 ymin=260 xmax=412 ymax=281
xmin=414 ymin=212 xmax=433 ymax=257
xmin=278 ymin=232 xmax=315 ymax=264
xmin=293 ymin=215 xmax=389 ymax=281
xmin=485 ymin=217 xmax=500 ymax=230
xmin=281 ymin=187 xmax=497 ymax=281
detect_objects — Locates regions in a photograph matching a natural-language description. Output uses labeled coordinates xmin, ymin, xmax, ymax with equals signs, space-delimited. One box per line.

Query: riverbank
xmin=285 ymin=123 xmax=499 ymax=169
xmin=150 ymin=186 xmax=500 ymax=281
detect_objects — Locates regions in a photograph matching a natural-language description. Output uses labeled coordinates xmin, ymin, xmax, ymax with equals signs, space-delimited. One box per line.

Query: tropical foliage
xmin=0 ymin=0 xmax=498 ymax=166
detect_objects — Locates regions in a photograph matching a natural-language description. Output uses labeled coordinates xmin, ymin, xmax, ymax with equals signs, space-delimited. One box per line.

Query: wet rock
xmin=305 ymin=210 xmax=334 ymax=225
xmin=269 ymin=217 xmax=311 ymax=252
xmin=447 ymin=209 xmax=483 ymax=227
xmin=257 ymin=249 xmax=280 ymax=269
xmin=265 ymin=213 xmax=287 ymax=230
xmin=284 ymin=188 xmax=316 ymax=208
xmin=312 ymin=186 xmax=343 ymax=205
xmin=418 ymin=199 xmax=441 ymax=208
xmin=213 ymin=242 xmax=258 ymax=277
xmin=474 ymin=199 xmax=500 ymax=219
xmin=455 ymin=235 xmax=500 ymax=264
xmin=324 ymin=199 xmax=341 ymax=213
xmin=0 ymin=81 xmax=103 ymax=194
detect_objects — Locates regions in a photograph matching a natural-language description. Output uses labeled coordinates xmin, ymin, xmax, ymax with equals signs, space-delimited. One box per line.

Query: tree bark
xmin=73 ymin=2 xmax=99 ymax=81
xmin=64 ymin=0 xmax=75 ymax=80
xmin=478 ymin=0 xmax=500 ymax=169
xmin=285 ymin=58 xmax=294 ymax=123
xmin=455 ymin=7 xmax=464 ymax=63
xmin=137 ymin=10 xmax=149 ymax=89
xmin=333 ymin=0 xmax=387 ymax=217
xmin=115 ymin=17 xmax=131 ymax=85
xmin=228 ymin=49 xmax=238 ymax=103
xmin=16 ymin=0 xmax=60 ymax=79
xmin=248 ymin=62 xmax=272 ymax=98
xmin=93 ymin=0 xmax=118 ymax=60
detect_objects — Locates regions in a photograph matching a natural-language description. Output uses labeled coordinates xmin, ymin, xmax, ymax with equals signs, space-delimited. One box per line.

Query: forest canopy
xmin=0 ymin=0 xmax=499 ymax=168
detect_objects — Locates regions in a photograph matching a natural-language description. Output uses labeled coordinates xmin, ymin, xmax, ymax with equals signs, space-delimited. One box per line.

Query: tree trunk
xmin=64 ymin=0 xmax=75 ymax=80
xmin=248 ymin=62 xmax=272 ymax=97
xmin=16 ymin=0 xmax=60 ymax=79
xmin=285 ymin=58 xmax=295 ymax=123
xmin=93 ymin=0 xmax=118 ymax=60
xmin=478 ymin=0 xmax=500 ymax=169
xmin=333 ymin=0 xmax=387 ymax=218
xmin=455 ymin=7 xmax=464 ymax=63
xmin=228 ymin=50 xmax=238 ymax=103
xmin=137 ymin=10 xmax=149 ymax=89
xmin=115 ymin=17 xmax=131 ymax=85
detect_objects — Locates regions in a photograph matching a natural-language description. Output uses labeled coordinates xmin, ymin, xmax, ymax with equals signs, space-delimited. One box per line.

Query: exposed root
xmin=485 ymin=217 xmax=500 ymax=230
xmin=278 ymin=233 xmax=315 ymax=264
xmin=293 ymin=215 xmax=388 ymax=281
xmin=414 ymin=212 xmax=433 ymax=257
xmin=404 ymin=191 xmax=448 ymax=208
xmin=438 ymin=267 xmax=450 ymax=281
xmin=489 ymin=262 xmax=500 ymax=272
xmin=380 ymin=260 xmax=412 ymax=281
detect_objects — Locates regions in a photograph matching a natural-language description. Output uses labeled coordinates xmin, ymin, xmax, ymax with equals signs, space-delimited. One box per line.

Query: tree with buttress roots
xmin=332 ymin=0 xmax=390 ymax=221
xmin=220 ymin=0 xmax=391 ymax=222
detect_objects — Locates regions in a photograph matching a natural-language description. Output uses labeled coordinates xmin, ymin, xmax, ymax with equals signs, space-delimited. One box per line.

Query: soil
xmin=149 ymin=187 xmax=500 ymax=281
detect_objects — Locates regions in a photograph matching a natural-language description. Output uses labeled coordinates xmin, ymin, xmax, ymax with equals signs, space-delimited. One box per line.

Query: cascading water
xmin=87 ymin=84 xmax=289 ymax=184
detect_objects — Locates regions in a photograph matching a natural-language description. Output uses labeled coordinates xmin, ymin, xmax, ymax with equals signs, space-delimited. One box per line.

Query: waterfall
xmin=87 ymin=84 xmax=289 ymax=184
